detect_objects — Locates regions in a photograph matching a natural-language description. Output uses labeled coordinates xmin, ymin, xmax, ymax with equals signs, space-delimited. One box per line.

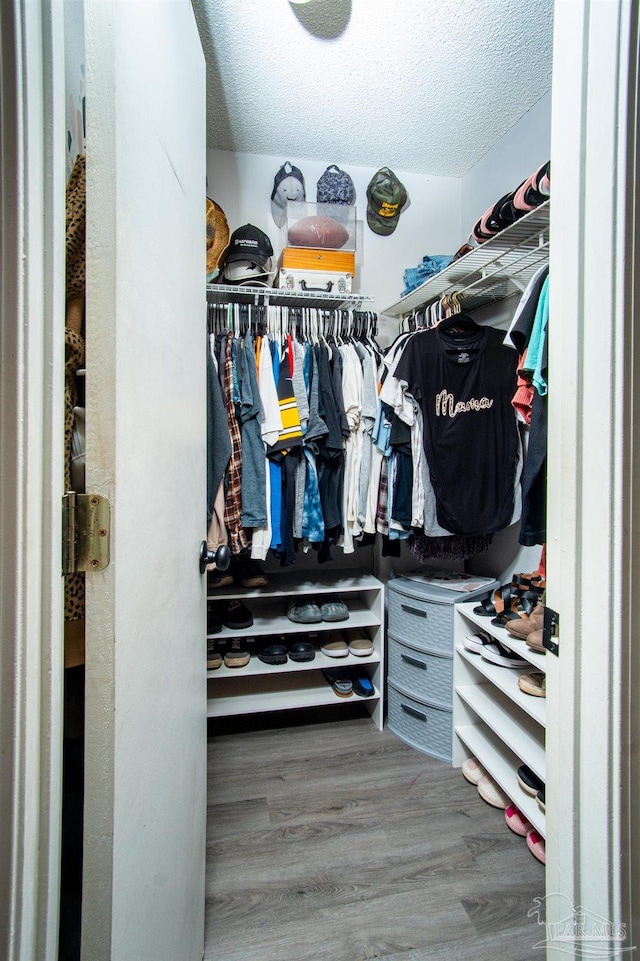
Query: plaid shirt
xmin=222 ymin=335 xmax=250 ymax=554
xmin=375 ymin=456 xmax=390 ymax=535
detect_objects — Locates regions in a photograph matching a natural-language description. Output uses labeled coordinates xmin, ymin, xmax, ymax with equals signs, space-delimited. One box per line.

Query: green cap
xmin=366 ymin=167 xmax=408 ymax=236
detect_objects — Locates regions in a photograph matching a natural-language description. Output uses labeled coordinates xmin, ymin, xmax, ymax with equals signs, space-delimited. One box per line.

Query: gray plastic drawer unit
xmin=387 ymin=635 xmax=453 ymax=708
xmin=387 ymin=681 xmax=453 ymax=762
xmin=386 ymin=575 xmax=497 ymax=762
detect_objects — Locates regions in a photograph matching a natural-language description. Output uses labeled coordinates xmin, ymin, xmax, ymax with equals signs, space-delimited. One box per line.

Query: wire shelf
xmin=206 ymin=282 xmax=374 ymax=311
xmin=381 ymin=201 xmax=550 ymax=318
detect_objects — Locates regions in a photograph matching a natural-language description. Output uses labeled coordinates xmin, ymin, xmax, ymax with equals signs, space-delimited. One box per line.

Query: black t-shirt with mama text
xmin=394 ymin=323 xmax=519 ymax=536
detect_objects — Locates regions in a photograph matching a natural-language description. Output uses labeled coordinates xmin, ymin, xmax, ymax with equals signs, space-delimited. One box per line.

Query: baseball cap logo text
xmin=377 ymin=202 xmax=399 ymax=217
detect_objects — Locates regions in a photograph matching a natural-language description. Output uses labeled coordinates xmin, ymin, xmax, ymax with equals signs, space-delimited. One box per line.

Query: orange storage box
xmin=280 ymin=246 xmax=356 ymax=277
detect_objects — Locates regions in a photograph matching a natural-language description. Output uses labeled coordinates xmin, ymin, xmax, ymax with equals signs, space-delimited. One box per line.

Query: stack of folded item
xmin=402 ymin=254 xmax=454 ymax=296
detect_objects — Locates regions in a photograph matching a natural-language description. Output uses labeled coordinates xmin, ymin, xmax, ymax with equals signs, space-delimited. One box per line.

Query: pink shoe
xmin=504 ymin=803 xmax=532 ymax=837
xmin=526 ymin=829 xmax=546 ymax=864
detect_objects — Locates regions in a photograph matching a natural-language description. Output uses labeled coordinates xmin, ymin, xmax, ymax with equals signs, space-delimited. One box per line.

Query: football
xmin=288 ymin=215 xmax=349 ymax=249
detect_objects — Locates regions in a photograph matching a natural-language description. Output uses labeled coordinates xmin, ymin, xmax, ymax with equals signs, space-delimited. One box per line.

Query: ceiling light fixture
xmin=289 ymin=0 xmax=314 ymax=5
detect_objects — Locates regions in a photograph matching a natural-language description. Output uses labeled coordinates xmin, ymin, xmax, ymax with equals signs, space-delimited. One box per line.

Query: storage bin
xmin=387 ymin=576 xmax=497 ymax=657
xmin=387 ymin=634 xmax=452 ymax=708
xmin=388 ymin=589 xmax=453 ymax=656
xmin=387 ymin=680 xmax=452 ymax=762
xmin=279 ymin=246 xmax=356 ymax=276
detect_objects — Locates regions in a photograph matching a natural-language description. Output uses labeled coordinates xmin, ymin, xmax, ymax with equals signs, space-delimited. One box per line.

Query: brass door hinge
xmin=62 ymin=492 xmax=110 ymax=574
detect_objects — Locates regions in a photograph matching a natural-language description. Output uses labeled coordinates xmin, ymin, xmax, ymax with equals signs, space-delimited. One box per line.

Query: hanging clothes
xmin=237 ymin=333 xmax=267 ymax=529
xmin=505 ymin=273 xmax=550 ymax=547
xmin=221 ymin=333 xmax=250 ymax=554
xmin=394 ymin=317 xmax=520 ymax=537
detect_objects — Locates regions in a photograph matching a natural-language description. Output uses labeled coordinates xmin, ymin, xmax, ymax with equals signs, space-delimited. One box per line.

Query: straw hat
xmin=206 ymin=198 xmax=230 ymax=279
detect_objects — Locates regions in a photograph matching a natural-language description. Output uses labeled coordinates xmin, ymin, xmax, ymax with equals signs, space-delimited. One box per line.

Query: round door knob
xmin=199 ymin=541 xmax=231 ymax=575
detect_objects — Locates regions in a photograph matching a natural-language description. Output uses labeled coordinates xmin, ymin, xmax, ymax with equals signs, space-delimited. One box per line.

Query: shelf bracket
xmin=543 ymin=606 xmax=560 ymax=656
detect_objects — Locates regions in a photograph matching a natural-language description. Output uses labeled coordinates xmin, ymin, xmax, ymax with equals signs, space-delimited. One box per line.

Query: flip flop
xmin=321 ymin=668 xmax=353 ymax=698
xmin=351 ymin=672 xmax=374 ymax=698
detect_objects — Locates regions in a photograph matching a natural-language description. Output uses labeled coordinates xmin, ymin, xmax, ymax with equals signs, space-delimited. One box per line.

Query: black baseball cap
xmin=224 ymin=224 xmax=274 ymax=267
xmin=366 ymin=167 xmax=408 ymax=236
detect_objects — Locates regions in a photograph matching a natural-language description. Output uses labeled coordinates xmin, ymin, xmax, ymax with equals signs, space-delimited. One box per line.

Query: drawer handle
xmin=401 ymin=604 xmax=427 ymax=618
xmin=401 ymin=704 xmax=427 ymax=723
xmin=401 ymin=653 xmax=427 ymax=670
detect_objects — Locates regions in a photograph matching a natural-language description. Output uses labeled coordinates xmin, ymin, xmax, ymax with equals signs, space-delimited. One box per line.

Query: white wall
xmin=207 ymin=149 xmax=462 ymax=318
xmin=460 ymin=91 xmax=551 ymax=243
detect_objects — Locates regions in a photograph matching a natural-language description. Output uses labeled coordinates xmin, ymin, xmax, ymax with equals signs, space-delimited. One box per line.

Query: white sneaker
xmin=480 ymin=640 xmax=528 ymax=668
xmin=463 ymin=630 xmax=491 ymax=654
xmin=320 ymin=632 xmax=349 ymax=657
xmin=347 ymin=630 xmax=373 ymax=657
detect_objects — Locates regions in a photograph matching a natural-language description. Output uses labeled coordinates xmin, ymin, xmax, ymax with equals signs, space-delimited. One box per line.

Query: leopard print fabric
xmin=66 ymin=154 xmax=86 ymax=302
xmin=64 ymin=155 xmax=86 ymax=623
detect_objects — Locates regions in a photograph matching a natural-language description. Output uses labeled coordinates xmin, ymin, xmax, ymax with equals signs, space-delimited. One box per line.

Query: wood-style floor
xmin=205 ymin=707 xmax=544 ymax=961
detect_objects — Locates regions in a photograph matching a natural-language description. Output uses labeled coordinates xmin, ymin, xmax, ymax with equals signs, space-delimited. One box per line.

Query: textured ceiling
xmin=193 ymin=0 xmax=554 ymax=178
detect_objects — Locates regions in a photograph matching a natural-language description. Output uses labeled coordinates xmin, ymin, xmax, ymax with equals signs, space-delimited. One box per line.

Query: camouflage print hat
xmin=366 ymin=167 xmax=408 ymax=236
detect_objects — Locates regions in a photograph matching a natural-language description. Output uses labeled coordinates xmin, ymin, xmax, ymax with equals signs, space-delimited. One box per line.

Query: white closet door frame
xmin=547 ymin=0 xmax=639 ymax=953
xmin=0 ymin=2 xmax=65 ymax=960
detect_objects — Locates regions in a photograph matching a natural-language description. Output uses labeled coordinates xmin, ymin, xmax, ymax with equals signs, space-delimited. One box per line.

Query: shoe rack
xmin=206 ymin=570 xmax=385 ymax=730
xmin=452 ymin=602 xmax=546 ymax=836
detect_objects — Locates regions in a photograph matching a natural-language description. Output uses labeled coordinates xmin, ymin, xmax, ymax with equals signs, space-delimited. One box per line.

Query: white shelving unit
xmin=207 ymin=570 xmax=384 ymax=729
xmin=381 ymin=201 xmax=549 ymax=317
xmin=206 ymin=282 xmax=374 ymax=310
xmin=453 ymin=600 xmax=546 ymax=836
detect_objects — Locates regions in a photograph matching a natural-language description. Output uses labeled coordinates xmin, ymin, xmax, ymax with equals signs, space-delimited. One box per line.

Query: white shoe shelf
xmin=206 ymin=570 xmax=385 ymax=729
xmin=453 ymin=600 xmax=546 ymax=837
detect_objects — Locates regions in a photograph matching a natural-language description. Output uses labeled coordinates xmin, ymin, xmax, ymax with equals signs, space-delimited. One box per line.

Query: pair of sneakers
xmin=207 ymin=637 xmax=250 ymax=670
xmin=208 ymin=556 xmax=268 ymax=591
xmin=207 ymin=598 xmax=254 ymax=634
xmin=320 ymin=630 xmax=373 ymax=658
xmin=287 ymin=594 xmax=349 ymax=624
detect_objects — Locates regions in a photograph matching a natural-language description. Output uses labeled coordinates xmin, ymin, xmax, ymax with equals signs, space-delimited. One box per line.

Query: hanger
xmin=438 ymin=311 xmax=481 ymax=338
